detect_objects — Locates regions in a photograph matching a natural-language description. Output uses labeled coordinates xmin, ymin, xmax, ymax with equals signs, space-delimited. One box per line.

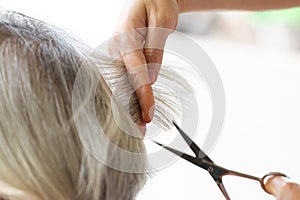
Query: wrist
xmin=176 ymin=0 xmax=225 ymax=13
xmin=176 ymin=0 xmax=185 ymax=13
xmin=176 ymin=0 xmax=206 ymax=13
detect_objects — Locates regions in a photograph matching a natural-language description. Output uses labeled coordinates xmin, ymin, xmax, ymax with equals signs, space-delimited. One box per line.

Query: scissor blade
xmin=212 ymin=177 xmax=231 ymax=200
xmin=173 ymin=121 xmax=213 ymax=163
xmin=153 ymin=140 xmax=207 ymax=171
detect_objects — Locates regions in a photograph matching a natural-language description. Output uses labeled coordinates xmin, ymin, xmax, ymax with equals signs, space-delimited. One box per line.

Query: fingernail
xmin=142 ymin=111 xmax=151 ymax=123
xmin=148 ymin=64 xmax=159 ymax=84
xmin=142 ymin=105 xmax=155 ymax=123
xmin=149 ymin=71 xmax=157 ymax=83
xmin=138 ymin=123 xmax=147 ymax=137
xmin=149 ymin=104 xmax=155 ymax=120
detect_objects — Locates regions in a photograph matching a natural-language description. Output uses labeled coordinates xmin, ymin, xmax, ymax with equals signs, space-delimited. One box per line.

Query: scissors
xmin=154 ymin=122 xmax=287 ymax=200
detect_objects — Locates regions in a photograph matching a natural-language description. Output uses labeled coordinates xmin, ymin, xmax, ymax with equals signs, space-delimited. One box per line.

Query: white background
xmin=1 ymin=1 xmax=300 ymax=199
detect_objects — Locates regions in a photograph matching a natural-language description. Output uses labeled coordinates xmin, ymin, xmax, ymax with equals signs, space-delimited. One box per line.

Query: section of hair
xmin=0 ymin=10 xmax=191 ymax=200
xmin=0 ymin=11 xmax=146 ymax=200
xmin=96 ymin=57 xmax=190 ymax=130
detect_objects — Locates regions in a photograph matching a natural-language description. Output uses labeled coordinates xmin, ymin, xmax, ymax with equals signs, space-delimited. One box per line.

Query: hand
xmin=265 ymin=175 xmax=300 ymax=200
xmin=112 ymin=0 xmax=180 ymax=125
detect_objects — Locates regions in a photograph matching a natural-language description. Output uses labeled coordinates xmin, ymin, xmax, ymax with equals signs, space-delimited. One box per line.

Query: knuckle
xmin=144 ymin=48 xmax=163 ymax=61
xmin=156 ymin=11 xmax=177 ymax=27
xmin=144 ymin=48 xmax=163 ymax=55
xmin=123 ymin=50 xmax=146 ymax=68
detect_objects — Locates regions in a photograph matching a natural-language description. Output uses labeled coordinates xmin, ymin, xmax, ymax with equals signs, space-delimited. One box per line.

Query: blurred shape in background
xmin=176 ymin=8 xmax=300 ymax=51
xmin=176 ymin=12 xmax=218 ymax=35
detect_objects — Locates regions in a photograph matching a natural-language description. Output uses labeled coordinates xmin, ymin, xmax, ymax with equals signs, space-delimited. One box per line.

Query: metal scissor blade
xmin=173 ymin=121 xmax=213 ymax=163
xmin=213 ymin=177 xmax=231 ymax=200
xmin=152 ymin=141 xmax=207 ymax=171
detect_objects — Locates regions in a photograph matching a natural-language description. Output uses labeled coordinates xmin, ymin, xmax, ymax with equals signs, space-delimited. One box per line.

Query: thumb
xmin=265 ymin=175 xmax=288 ymax=198
xmin=265 ymin=175 xmax=300 ymax=200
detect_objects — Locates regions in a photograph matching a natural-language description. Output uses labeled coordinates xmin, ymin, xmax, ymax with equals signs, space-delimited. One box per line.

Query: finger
xmin=135 ymin=83 xmax=155 ymax=123
xmin=122 ymin=50 xmax=155 ymax=123
xmin=109 ymin=28 xmax=146 ymax=60
xmin=109 ymin=28 xmax=155 ymax=123
xmin=265 ymin=175 xmax=288 ymax=197
xmin=143 ymin=48 xmax=163 ymax=84
xmin=144 ymin=27 xmax=172 ymax=83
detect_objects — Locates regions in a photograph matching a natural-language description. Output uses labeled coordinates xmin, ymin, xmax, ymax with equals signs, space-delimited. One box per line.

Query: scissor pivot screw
xmin=208 ymin=166 xmax=214 ymax=172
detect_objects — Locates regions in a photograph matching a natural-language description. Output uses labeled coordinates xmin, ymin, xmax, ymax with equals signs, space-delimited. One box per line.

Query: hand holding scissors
xmin=154 ymin=122 xmax=295 ymax=200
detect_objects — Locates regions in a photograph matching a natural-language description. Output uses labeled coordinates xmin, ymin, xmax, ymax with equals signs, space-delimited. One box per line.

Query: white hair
xmin=0 ymin=10 xmax=187 ymax=200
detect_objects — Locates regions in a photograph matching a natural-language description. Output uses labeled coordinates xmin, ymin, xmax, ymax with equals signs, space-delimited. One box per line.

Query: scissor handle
xmin=260 ymin=172 xmax=289 ymax=194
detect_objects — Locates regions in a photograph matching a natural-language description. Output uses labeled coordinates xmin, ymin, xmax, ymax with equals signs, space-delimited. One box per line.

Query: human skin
xmin=178 ymin=0 xmax=300 ymax=12
xmin=115 ymin=0 xmax=300 ymax=124
xmin=265 ymin=176 xmax=300 ymax=200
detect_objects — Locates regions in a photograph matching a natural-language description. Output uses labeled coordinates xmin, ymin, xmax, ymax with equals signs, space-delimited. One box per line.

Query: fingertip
xmin=135 ymin=84 xmax=155 ymax=123
xmin=148 ymin=63 xmax=160 ymax=84
xmin=142 ymin=105 xmax=155 ymax=123
xmin=141 ymin=102 xmax=155 ymax=123
xmin=142 ymin=112 xmax=151 ymax=123
xmin=141 ymin=100 xmax=155 ymax=123
xmin=138 ymin=122 xmax=147 ymax=137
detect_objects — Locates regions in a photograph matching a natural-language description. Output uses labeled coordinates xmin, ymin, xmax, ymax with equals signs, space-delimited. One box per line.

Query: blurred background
xmin=177 ymin=9 xmax=300 ymax=50
xmin=1 ymin=0 xmax=300 ymax=199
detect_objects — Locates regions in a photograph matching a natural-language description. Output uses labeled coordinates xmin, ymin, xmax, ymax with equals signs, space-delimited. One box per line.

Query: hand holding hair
xmin=113 ymin=0 xmax=180 ymax=124
xmin=114 ymin=0 xmax=300 ymax=125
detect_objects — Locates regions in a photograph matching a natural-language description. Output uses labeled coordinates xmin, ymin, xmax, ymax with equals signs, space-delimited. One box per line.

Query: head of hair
xmin=0 ymin=10 xmax=148 ymax=200
xmin=0 ymin=10 xmax=186 ymax=200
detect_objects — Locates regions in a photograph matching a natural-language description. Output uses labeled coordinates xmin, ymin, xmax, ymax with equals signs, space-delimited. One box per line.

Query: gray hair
xmin=0 ymin=11 xmax=186 ymax=200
